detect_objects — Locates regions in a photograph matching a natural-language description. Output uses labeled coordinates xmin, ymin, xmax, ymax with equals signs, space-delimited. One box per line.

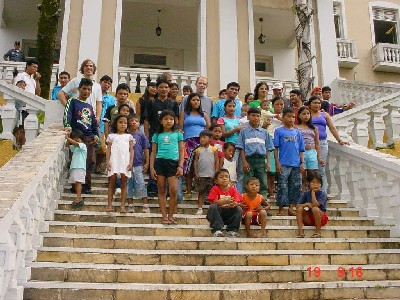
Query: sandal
xmin=161 ymin=219 xmax=171 ymax=225
xmin=297 ymin=234 xmax=305 ymax=238
xmin=71 ymin=200 xmax=84 ymax=207
xmin=288 ymin=209 xmax=296 ymax=216
xmin=106 ymin=206 xmax=114 ymax=212
xmin=120 ymin=207 xmax=127 ymax=214
xmin=168 ymin=218 xmax=177 ymax=225
xmin=276 ymin=212 xmax=284 ymax=216
xmin=310 ymin=233 xmax=322 ymax=238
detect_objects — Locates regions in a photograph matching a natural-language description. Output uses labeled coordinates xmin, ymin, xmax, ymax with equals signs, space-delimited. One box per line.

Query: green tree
xmin=36 ymin=0 xmax=61 ymax=99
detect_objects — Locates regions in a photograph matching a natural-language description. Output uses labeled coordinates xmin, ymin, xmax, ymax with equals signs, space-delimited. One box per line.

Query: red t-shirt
xmin=208 ymin=185 xmax=242 ymax=203
xmin=210 ymin=140 xmax=225 ymax=158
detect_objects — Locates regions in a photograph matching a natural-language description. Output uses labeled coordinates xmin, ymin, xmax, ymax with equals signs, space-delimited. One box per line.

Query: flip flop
xmin=276 ymin=212 xmax=284 ymax=216
xmin=120 ymin=207 xmax=127 ymax=214
xmin=106 ymin=206 xmax=114 ymax=212
xmin=71 ymin=200 xmax=84 ymax=207
xmin=168 ymin=218 xmax=177 ymax=225
xmin=310 ymin=233 xmax=322 ymax=238
xmin=297 ymin=234 xmax=305 ymax=238
xmin=161 ymin=219 xmax=171 ymax=225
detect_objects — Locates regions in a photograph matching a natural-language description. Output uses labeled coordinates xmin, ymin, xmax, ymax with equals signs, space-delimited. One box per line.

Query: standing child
xmin=150 ymin=110 xmax=184 ymax=224
xmin=239 ymin=103 xmax=249 ymax=126
xmin=296 ymin=172 xmax=329 ymax=238
xmin=66 ymin=130 xmax=87 ymax=207
xmin=210 ymin=124 xmax=225 ymax=159
xmin=206 ymin=169 xmax=243 ymax=237
xmin=240 ymin=177 xmax=270 ymax=238
xmin=106 ymin=114 xmax=134 ymax=213
xmin=194 ymin=130 xmax=219 ymax=215
xmin=297 ymin=106 xmax=325 ymax=191
xmin=127 ymin=114 xmax=151 ymax=213
xmin=274 ymin=108 xmax=305 ymax=216
xmin=219 ymin=142 xmax=237 ymax=187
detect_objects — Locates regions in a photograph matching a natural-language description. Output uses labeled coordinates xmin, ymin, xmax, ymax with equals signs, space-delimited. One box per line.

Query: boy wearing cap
xmin=4 ymin=41 xmax=25 ymax=62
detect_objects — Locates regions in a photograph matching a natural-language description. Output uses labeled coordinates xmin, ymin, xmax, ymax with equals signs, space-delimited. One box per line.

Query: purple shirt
xmin=131 ymin=132 xmax=150 ymax=167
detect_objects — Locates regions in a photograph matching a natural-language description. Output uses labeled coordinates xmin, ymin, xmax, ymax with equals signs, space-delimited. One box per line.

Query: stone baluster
xmin=180 ymin=75 xmax=189 ymax=88
xmin=367 ymin=109 xmax=386 ymax=148
xmin=50 ymin=67 xmax=58 ymax=90
xmin=5 ymin=66 xmax=16 ymax=84
xmin=333 ymin=155 xmax=350 ymax=200
xmin=345 ymin=161 xmax=363 ymax=209
xmin=358 ymin=167 xmax=379 ymax=218
xmin=388 ymin=178 xmax=400 ymax=236
xmin=374 ymin=173 xmax=396 ymax=225
xmin=383 ymin=103 xmax=400 ymax=145
xmin=138 ymin=72 xmax=149 ymax=93
xmin=0 ymin=93 xmax=18 ymax=140
xmin=24 ymin=106 xmax=40 ymax=143
xmin=189 ymin=76 xmax=197 ymax=91
xmin=128 ymin=72 xmax=137 ymax=93
xmin=335 ymin=122 xmax=353 ymax=143
xmin=118 ymin=71 xmax=128 ymax=84
xmin=349 ymin=115 xmax=369 ymax=147
xmin=326 ymin=151 xmax=338 ymax=196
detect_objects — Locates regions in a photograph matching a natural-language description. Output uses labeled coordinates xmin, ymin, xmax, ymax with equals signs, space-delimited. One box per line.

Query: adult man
xmin=211 ymin=82 xmax=242 ymax=123
xmin=180 ymin=76 xmax=213 ymax=117
xmin=289 ymin=89 xmax=303 ymax=124
xmin=272 ymin=82 xmax=291 ymax=108
xmin=320 ymin=86 xmax=355 ymax=116
xmin=57 ymin=59 xmax=102 ymax=123
xmin=3 ymin=41 xmax=25 ymax=62
xmin=14 ymin=59 xmax=41 ymax=95
xmin=51 ymin=71 xmax=71 ymax=100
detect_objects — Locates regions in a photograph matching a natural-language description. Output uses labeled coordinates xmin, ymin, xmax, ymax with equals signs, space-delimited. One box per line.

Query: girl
xmin=297 ymin=106 xmax=324 ymax=192
xmin=179 ymin=93 xmax=210 ymax=198
xmin=150 ymin=110 xmax=184 ymax=224
xmin=219 ymin=142 xmax=237 ymax=187
xmin=249 ymin=82 xmax=269 ymax=109
xmin=169 ymin=83 xmax=180 ymax=102
xmin=136 ymin=81 xmax=157 ymax=133
xmin=106 ymin=114 xmax=134 ymax=213
xmin=118 ymin=103 xmax=134 ymax=117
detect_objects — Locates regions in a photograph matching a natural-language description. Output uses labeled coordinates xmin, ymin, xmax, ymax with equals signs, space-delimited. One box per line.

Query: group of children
xmin=64 ymin=78 xmax=329 ymax=239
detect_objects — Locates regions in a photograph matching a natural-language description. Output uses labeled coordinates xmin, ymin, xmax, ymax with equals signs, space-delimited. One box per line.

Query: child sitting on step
xmin=296 ymin=172 xmax=329 ymax=238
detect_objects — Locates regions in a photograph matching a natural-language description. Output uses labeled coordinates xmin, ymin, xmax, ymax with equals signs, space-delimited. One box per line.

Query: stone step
xmin=56 ymin=200 xmax=361 ymax=217
xmin=47 ymin=221 xmax=391 ymax=238
xmin=28 ymin=261 xmax=400 ymax=284
xmin=52 ymin=210 xmax=375 ymax=227
xmin=42 ymin=233 xmax=400 ymax=251
xmin=22 ymin=280 xmax=400 ymax=299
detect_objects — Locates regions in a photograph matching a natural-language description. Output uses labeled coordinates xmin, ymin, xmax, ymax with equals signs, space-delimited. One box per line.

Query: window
xmin=255 ymin=56 xmax=273 ymax=76
xmin=133 ymin=54 xmax=167 ymax=67
xmin=333 ymin=2 xmax=344 ymax=39
xmin=372 ymin=7 xmax=398 ymax=44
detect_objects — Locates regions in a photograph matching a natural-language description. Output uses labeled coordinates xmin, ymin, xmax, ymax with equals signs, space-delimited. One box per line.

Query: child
xmin=66 ymin=130 xmax=87 ymax=207
xmin=206 ymin=169 xmax=243 ymax=237
xmin=106 ymin=114 xmax=134 ymax=213
xmin=240 ymin=177 xmax=270 ymax=238
xmin=297 ymin=106 xmax=324 ymax=191
xmin=296 ymin=172 xmax=329 ymax=238
xmin=274 ymin=108 xmax=305 ymax=216
xmin=260 ymin=100 xmax=274 ymax=127
xmin=219 ymin=142 xmax=237 ymax=187
xmin=237 ymin=108 xmax=274 ymax=199
xmin=127 ymin=114 xmax=151 ymax=213
xmin=150 ymin=110 xmax=184 ymax=224
xmin=209 ymin=124 xmax=224 ymax=159
xmin=51 ymin=71 xmax=71 ymax=100
xmin=239 ymin=103 xmax=249 ymax=126
xmin=194 ymin=130 xmax=219 ymax=215
xmin=64 ymin=78 xmax=99 ymax=194
xmin=182 ymin=85 xmax=193 ymax=97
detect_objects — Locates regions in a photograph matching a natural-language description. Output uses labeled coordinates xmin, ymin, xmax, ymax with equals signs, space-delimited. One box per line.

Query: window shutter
xmin=373 ymin=7 xmax=397 ymax=22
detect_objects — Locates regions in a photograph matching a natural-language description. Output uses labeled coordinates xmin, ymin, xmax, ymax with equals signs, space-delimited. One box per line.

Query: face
xmin=166 ymin=74 xmax=173 ymax=83
xmin=273 ymin=99 xmax=285 ymax=114
xmin=100 ymin=80 xmax=112 ymax=93
xmin=248 ymin=113 xmax=261 ymax=126
xmin=309 ymin=178 xmax=322 ymax=191
xmin=309 ymin=99 xmax=322 ymax=111
xmin=246 ymin=180 xmax=260 ymax=193
xmin=261 ymin=101 xmax=269 ymax=110
xmin=224 ymin=145 xmax=235 ymax=159
xmin=299 ymin=109 xmax=311 ymax=123
xmin=182 ymin=89 xmax=191 ymax=96
xmin=273 ymin=88 xmax=282 ymax=97
xmin=119 ymin=106 xmax=130 ymax=116
xmin=216 ymin=171 xmax=230 ymax=187
xmin=157 ymin=83 xmax=170 ymax=98
xmin=129 ymin=117 xmax=139 ymax=130
xmin=199 ymin=135 xmax=211 ymax=146
xmin=282 ymin=112 xmax=296 ymax=127
xmin=14 ymin=43 xmax=21 ymax=50
xmin=78 ymin=85 xmax=92 ymax=99
xmin=246 ymin=94 xmax=254 ymax=103
xmin=82 ymin=61 xmax=95 ymax=77
xmin=148 ymin=85 xmax=157 ymax=96
xmin=257 ymin=84 xmax=268 ymax=98
xmin=161 ymin=114 xmax=175 ymax=130
xmin=241 ymin=106 xmax=249 ymax=116
xmin=212 ymin=127 xmax=222 ymax=140
xmin=196 ymin=77 xmax=208 ymax=94
xmin=322 ymin=91 xmax=331 ymax=100
xmin=290 ymin=93 xmax=301 ymax=106
xmin=227 ymin=86 xmax=239 ymax=99
xmin=219 ymin=91 xmax=227 ymax=99
xmin=170 ymin=85 xmax=179 ymax=98
xmin=224 ymin=102 xmax=236 ymax=115
xmin=116 ymin=89 xmax=129 ymax=103
xmin=116 ymin=117 xmax=128 ymax=132
xmin=16 ymin=82 xmax=26 ymax=90
xmin=312 ymin=90 xmax=322 ymax=98
xmin=59 ymin=74 xmax=70 ymax=87
xmin=190 ymin=95 xmax=201 ymax=110
xmin=26 ymin=63 xmax=38 ymax=75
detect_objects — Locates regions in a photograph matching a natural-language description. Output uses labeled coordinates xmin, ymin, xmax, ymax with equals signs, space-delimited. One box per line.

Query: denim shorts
xmin=128 ymin=165 xmax=148 ymax=199
xmin=304 ymin=149 xmax=318 ymax=170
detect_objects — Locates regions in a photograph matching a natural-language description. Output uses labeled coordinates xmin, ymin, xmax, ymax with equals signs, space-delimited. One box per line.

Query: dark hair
xmin=158 ymin=110 xmax=177 ymax=133
xmin=116 ymin=83 xmax=130 ymax=93
xmin=272 ymin=96 xmax=284 ymax=105
xmin=100 ymin=75 xmax=113 ymax=83
xmin=199 ymin=129 xmax=213 ymax=138
xmin=111 ymin=114 xmax=128 ymax=134
xmin=219 ymin=89 xmax=227 ymax=97
xmin=70 ymin=130 xmax=84 ymax=140
xmin=246 ymin=177 xmax=260 ymax=185
xmin=290 ymin=89 xmax=302 ymax=96
xmin=118 ymin=103 xmax=133 ymax=115
xmin=261 ymin=100 xmax=269 ymax=107
xmin=247 ymin=107 xmax=261 ymax=115
xmin=182 ymin=85 xmax=193 ymax=92
xmin=253 ymin=81 xmax=269 ymax=100
xmin=307 ymin=172 xmax=322 ymax=185
xmin=128 ymin=113 xmax=139 ymax=122
xmin=223 ymin=142 xmax=235 ymax=150
xmin=244 ymin=92 xmax=254 ymax=103
xmin=297 ymin=106 xmax=315 ymax=129
xmin=282 ymin=108 xmax=294 ymax=116
xmin=78 ymin=78 xmax=93 ymax=88
xmin=214 ymin=168 xmax=230 ymax=179
xmin=170 ymin=82 xmax=179 ymax=89
xmin=142 ymin=82 xmax=157 ymax=100
xmin=321 ymin=86 xmax=331 ymax=93
xmin=79 ymin=59 xmax=96 ymax=74
xmin=226 ymin=82 xmax=240 ymax=91
xmin=184 ymin=93 xmax=204 ymax=116
xmin=156 ymin=78 xmax=171 ymax=87
xmin=224 ymin=99 xmax=236 ymax=108
xmin=307 ymin=96 xmax=321 ymax=106
xmin=26 ymin=59 xmax=38 ymax=67
xmin=16 ymin=80 xmax=26 ymax=85
xmin=209 ymin=124 xmax=222 ymax=132
xmin=59 ymin=71 xmax=70 ymax=79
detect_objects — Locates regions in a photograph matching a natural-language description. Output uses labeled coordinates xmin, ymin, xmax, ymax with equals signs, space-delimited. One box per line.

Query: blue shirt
xmin=131 ymin=131 xmax=150 ymax=167
xmin=51 ymin=86 xmax=73 ymax=101
xmin=274 ymin=127 xmax=304 ymax=167
xmin=183 ymin=113 xmax=206 ymax=140
xmin=99 ymin=93 xmax=116 ymax=133
xmin=217 ymin=116 xmax=241 ymax=143
xmin=297 ymin=190 xmax=327 ymax=212
xmin=211 ymin=99 xmax=242 ymax=119
xmin=236 ymin=125 xmax=274 ymax=156
xmin=70 ymin=143 xmax=87 ymax=170
xmin=151 ymin=131 xmax=184 ymax=161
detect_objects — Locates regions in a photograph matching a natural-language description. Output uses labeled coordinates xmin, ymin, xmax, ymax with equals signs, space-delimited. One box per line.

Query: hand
xmin=127 ymin=164 xmax=132 ymax=171
xmin=229 ymin=200 xmax=237 ymax=208
xmin=318 ymin=158 xmax=325 ymax=167
xmin=262 ymin=118 xmax=272 ymax=128
xmin=64 ymin=128 xmax=71 ymax=134
xmin=243 ymin=160 xmax=250 ymax=173
xmin=142 ymin=163 xmax=149 ymax=173
xmin=106 ymin=163 xmax=111 ymax=171
xmin=34 ymin=72 xmax=41 ymax=81
xmin=236 ymin=125 xmax=246 ymax=132
xmin=338 ymin=139 xmax=349 ymax=145
xmin=150 ymin=169 xmax=158 ymax=180
xmin=300 ymin=162 xmax=305 ymax=172
xmin=265 ymin=162 xmax=270 ymax=172
xmin=347 ymin=102 xmax=356 ymax=109
xmin=194 ymin=174 xmax=200 ymax=181
xmin=276 ymin=163 xmax=282 ymax=174
xmin=176 ymin=166 xmax=183 ymax=177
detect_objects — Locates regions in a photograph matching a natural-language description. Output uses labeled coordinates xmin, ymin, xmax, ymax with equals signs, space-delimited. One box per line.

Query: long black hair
xmin=157 ymin=110 xmax=177 ymax=133
xmin=253 ymin=81 xmax=269 ymax=101
xmin=111 ymin=114 xmax=128 ymax=134
xmin=184 ymin=93 xmax=204 ymax=116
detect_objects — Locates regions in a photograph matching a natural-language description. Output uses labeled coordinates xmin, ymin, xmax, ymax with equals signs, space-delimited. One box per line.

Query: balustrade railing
xmin=336 ymin=39 xmax=358 ymax=59
xmin=255 ymin=77 xmax=299 ymax=98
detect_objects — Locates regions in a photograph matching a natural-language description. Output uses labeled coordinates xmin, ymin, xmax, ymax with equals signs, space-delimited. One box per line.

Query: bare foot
xmin=106 ymin=206 xmax=113 ymax=212
xmin=120 ymin=206 xmax=127 ymax=214
xmin=254 ymin=232 xmax=267 ymax=238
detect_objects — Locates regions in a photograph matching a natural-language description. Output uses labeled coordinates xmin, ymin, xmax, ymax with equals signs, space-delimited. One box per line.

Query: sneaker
xmin=226 ymin=231 xmax=240 ymax=238
xmin=148 ymin=191 xmax=157 ymax=198
xmin=142 ymin=206 xmax=150 ymax=213
xmin=213 ymin=230 xmax=224 ymax=237
xmin=128 ymin=204 xmax=135 ymax=213
xmin=114 ymin=188 xmax=121 ymax=196
xmin=82 ymin=188 xmax=91 ymax=194
xmin=195 ymin=208 xmax=203 ymax=215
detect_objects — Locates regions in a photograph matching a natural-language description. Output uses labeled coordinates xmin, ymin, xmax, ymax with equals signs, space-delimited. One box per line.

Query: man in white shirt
xmin=58 ymin=59 xmax=102 ymax=122
xmin=14 ymin=59 xmax=41 ymax=95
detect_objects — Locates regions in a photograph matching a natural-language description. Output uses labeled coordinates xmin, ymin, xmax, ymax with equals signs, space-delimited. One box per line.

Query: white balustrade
xmin=336 ymin=39 xmax=359 ymax=68
xmin=372 ymin=43 xmax=400 ymax=72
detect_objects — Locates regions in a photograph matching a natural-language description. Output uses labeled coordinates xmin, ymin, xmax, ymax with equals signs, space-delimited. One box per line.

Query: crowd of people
xmin=8 ymin=55 xmax=355 ymax=238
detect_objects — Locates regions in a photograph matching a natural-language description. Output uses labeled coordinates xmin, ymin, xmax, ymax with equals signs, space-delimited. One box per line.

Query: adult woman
xmin=249 ymin=82 xmax=269 ymax=109
xmin=179 ymin=93 xmax=210 ymax=197
xmin=308 ymin=96 xmax=349 ymax=193
xmin=136 ymin=81 xmax=157 ymax=133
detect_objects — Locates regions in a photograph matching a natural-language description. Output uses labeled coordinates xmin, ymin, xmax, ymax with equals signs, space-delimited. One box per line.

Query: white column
xmin=219 ymin=0 xmax=238 ymax=88
xmin=58 ymin=0 xmax=71 ymax=72
xmin=78 ymin=0 xmax=103 ymax=79
xmin=112 ymin=0 xmax=123 ymax=91
xmin=198 ymin=0 xmax=207 ymax=76
xmin=247 ymin=0 xmax=256 ymax=92
xmin=315 ymin=0 xmax=339 ymax=86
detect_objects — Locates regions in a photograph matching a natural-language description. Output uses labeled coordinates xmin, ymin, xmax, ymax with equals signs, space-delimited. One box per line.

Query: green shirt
xmin=152 ymin=131 xmax=183 ymax=161
xmin=70 ymin=143 xmax=87 ymax=170
xmin=249 ymin=100 xmax=261 ymax=108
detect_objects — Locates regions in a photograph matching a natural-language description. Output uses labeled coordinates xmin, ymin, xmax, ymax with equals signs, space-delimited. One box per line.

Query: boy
xmin=64 ymin=78 xmax=99 ymax=194
xmin=237 ymin=107 xmax=274 ymax=199
xmin=51 ymin=71 xmax=71 ymax=100
xmin=209 ymin=124 xmax=224 ymax=158
xmin=66 ymin=130 xmax=87 ymax=207
xmin=240 ymin=177 xmax=270 ymax=238
xmin=239 ymin=103 xmax=249 ymax=126
xmin=274 ymin=108 xmax=305 ymax=216
xmin=193 ymin=130 xmax=219 ymax=215
xmin=182 ymin=85 xmax=193 ymax=97
xmin=127 ymin=114 xmax=151 ymax=213
xmin=296 ymin=172 xmax=329 ymax=238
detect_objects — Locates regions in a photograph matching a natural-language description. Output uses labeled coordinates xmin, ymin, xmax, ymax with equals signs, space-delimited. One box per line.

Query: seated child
xmin=206 ymin=169 xmax=243 ymax=237
xmin=240 ymin=177 xmax=270 ymax=238
xmin=296 ymin=172 xmax=329 ymax=238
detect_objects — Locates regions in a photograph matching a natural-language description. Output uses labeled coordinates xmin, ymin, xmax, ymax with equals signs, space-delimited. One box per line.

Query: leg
xmin=296 ymin=205 xmax=305 ymax=237
xmin=127 ymin=171 xmax=134 ymax=205
xmin=244 ymin=211 xmax=253 ymax=238
xmin=120 ymin=174 xmax=128 ymax=213
xmin=311 ymin=207 xmax=324 ymax=236
xmin=157 ymin=175 xmax=168 ymax=222
xmin=206 ymin=204 xmax=225 ymax=233
xmin=84 ymin=139 xmax=95 ymax=191
xmin=107 ymin=175 xmax=116 ymax=211
xmin=288 ymin=167 xmax=301 ymax=216
xmin=224 ymin=206 xmax=243 ymax=233
xmin=277 ymin=166 xmax=290 ymax=215
xmin=167 ymin=175 xmax=178 ymax=223
xmin=319 ymin=140 xmax=328 ymax=194
xmin=185 ymin=173 xmax=193 ymax=196
xmin=253 ymin=157 xmax=268 ymax=198
xmin=255 ymin=210 xmax=268 ymax=238
xmin=198 ymin=191 xmax=204 ymax=209
xmin=267 ymin=173 xmax=276 ymax=198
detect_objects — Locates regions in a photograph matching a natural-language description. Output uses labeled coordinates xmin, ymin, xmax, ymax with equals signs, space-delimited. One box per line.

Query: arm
xmin=310 ymin=190 xmax=321 ymax=208
xmin=299 ymin=151 xmax=305 ymax=172
xmin=240 ymin=149 xmax=249 ymax=173
xmin=58 ymin=90 xmax=69 ymax=106
xmin=65 ymin=136 xmax=79 ymax=146
xmin=176 ymin=140 xmax=184 ymax=176
xmin=274 ymin=148 xmax=281 ymax=174
xmin=222 ymin=124 xmax=245 ymax=138
xmin=150 ymin=142 xmax=157 ymax=180
xmin=63 ymin=98 xmax=73 ymax=130
xmin=178 ymin=112 xmax=184 ymax=127
xmin=326 ymin=113 xmax=348 ymax=145
xmin=135 ymin=98 xmax=141 ymax=118
xmin=314 ymin=127 xmax=325 ymax=166
xmin=258 ymin=196 xmax=271 ymax=211
xmin=34 ymin=73 xmax=41 ymax=96
xmin=96 ymin=101 xmax=102 ymax=124
xmin=144 ymin=118 xmax=150 ymax=139
xmin=204 ymin=112 xmax=211 ymax=129
xmin=219 ymin=157 xmax=224 ymax=169
xmin=106 ymin=140 xmax=112 ymax=171
xmin=104 ymin=122 xmax=110 ymax=140
xmin=143 ymin=148 xmax=150 ymax=172
xmin=193 ymin=150 xmax=200 ymax=180
xmin=213 ymin=149 xmax=219 ymax=173
xmin=127 ymin=139 xmax=134 ymax=171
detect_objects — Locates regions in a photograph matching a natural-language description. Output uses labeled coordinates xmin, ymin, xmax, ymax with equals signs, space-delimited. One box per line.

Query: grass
xmin=0 ymin=140 xmax=18 ymax=168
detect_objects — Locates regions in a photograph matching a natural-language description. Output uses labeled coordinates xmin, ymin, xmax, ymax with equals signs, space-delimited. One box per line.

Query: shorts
xmin=195 ymin=177 xmax=214 ymax=193
xmin=304 ymin=212 xmax=329 ymax=227
xmin=241 ymin=213 xmax=261 ymax=226
xmin=154 ymin=158 xmax=178 ymax=178
xmin=96 ymin=133 xmax=107 ymax=155
xmin=304 ymin=149 xmax=318 ymax=170
xmin=68 ymin=168 xmax=86 ymax=183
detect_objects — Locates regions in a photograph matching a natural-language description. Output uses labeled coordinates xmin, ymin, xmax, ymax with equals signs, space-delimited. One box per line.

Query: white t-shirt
xmin=61 ymin=76 xmax=102 ymax=113
xmin=14 ymin=72 xmax=36 ymax=95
